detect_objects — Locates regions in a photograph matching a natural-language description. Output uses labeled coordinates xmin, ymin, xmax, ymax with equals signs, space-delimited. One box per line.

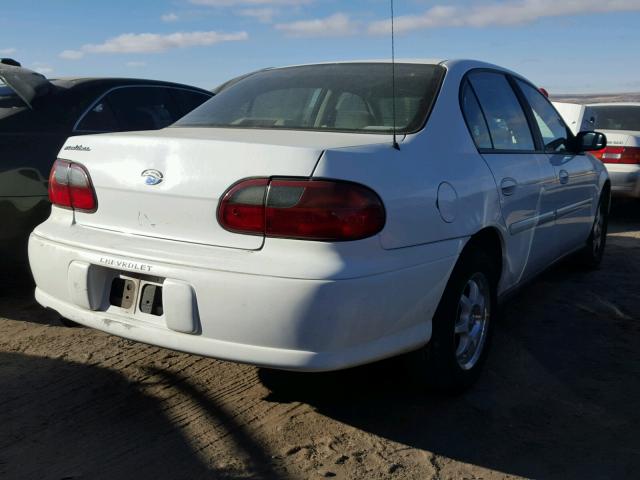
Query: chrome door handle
xmin=500 ymin=177 xmax=517 ymax=196
xmin=559 ymin=169 xmax=570 ymax=185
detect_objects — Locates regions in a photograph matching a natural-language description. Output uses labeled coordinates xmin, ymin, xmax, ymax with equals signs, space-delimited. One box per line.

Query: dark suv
xmin=0 ymin=60 xmax=212 ymax=269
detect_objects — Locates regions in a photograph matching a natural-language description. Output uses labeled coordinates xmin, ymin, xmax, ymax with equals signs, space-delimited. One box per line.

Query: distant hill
xmin=550 ymin=92 xmax=640 ymax=104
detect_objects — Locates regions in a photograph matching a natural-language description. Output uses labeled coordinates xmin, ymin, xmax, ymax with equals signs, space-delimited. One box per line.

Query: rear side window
xmin=460 ymin=81 xmax=492 ymax=149
xmin=76 ymin=86 xmax=181 ymax=132
xmin=75 ymin=100 xmax=119 ymax=132
xmin=468 ymin=71 xmax=534 ymax=151
xmin=107 ymin=87 xmax=175 ymax=131
xmin=516 ymin=79 xmax=570 ymax=152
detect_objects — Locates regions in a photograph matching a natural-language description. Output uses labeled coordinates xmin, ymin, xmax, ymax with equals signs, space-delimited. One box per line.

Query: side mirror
xmin=575 ymin=131 xmax=607 ymax=152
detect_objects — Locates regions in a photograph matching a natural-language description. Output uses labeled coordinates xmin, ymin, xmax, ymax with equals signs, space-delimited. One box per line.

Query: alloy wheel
xmin=454 ymin=273 xmax=491 ymax=371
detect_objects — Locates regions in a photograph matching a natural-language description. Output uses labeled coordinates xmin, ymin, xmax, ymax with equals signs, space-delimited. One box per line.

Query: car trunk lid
xmin=590 ymin=130 xmax=640 ymax=164
xmin=61 ymin=128 xmax=394 ymax=250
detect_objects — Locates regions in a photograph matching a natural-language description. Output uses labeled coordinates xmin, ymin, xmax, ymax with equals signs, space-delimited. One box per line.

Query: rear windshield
xmin=175 ymin=63 xmax=445 ymax=134
xmin=590 ymin=105 xmax=640 ymax=132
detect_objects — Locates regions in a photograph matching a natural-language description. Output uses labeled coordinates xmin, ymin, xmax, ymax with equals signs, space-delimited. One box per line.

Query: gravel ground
xmin=551 ymin=92 xmax=640 ymax=103
xmin=1 ymin=201 xmax=638 ymax=480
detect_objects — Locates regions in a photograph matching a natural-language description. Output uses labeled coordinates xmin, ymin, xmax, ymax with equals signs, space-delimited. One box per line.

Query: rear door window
xmin=515 ymin=79 xmax=571 ymax=153
xmin=468 ymin=71 xmax=535 ymax=151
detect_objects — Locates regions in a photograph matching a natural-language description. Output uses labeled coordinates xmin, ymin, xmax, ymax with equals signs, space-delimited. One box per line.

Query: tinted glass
xmin=76 ymin=100 xmax=119 ymax=132
xmin=460 ymin=81 xmax=492 ymax=149
xmin=176 ymin=63 xmax=445 ymax=134
xmin=110 ymin=87 xmax=177 ymax=131
xmin=516 ymin=79 xmax=570 ymax=152
xmin=76 ymin=86 xmax=182 ymax=132
xmin=590 ymin=105 xmax=640 ymax=132
xmin=170 ymin=89 xmax=211 ymax=118
xmin=468 ymin=72 xmax=534 ymax=151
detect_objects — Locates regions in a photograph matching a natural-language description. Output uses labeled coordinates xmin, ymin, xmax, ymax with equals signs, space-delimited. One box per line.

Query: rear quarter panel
xmin=313 ymin=61 xmax=503 ymax=252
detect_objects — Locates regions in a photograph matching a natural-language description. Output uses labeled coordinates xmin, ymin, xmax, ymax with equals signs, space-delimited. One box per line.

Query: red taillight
xmin=48 ymin=159 xmax=97 ymax=212
xmin=592 ymin=146 xmax=640 ymax=164
xmin=218 ymin=178 xmax=386 ymax=241
xmin=218 ymin=178 xmax=269 ymax=235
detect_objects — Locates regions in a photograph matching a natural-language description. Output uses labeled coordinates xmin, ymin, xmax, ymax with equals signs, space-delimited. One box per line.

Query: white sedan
xmin=554 ymin=101 xmax=640 ymax=198
xmin=29 ymin=60 xmax=610 ymax=391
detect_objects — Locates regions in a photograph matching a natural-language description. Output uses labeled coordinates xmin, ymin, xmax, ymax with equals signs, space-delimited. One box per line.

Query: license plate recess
xmin=109 ymin=274 xmax=164 ymax=316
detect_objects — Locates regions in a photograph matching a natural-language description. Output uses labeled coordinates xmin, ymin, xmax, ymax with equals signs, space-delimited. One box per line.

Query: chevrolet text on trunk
xmin=29 ymin=60 xmax=610 ymax=391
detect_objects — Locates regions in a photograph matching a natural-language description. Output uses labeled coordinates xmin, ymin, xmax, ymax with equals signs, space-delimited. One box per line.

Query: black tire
xmin=408 ymin=248 xmax=498 ymax=393
xmin=59 ymin=316 xmax=82 ymax=328
xmin=577 ymin=191 xmax=609 ymax=269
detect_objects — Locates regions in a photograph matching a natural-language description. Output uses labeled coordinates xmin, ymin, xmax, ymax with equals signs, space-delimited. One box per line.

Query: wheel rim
xmin=592 ymin=204 xmax=605 ymax=256
xmin=454 ymin=273 xmax=491 ymax=371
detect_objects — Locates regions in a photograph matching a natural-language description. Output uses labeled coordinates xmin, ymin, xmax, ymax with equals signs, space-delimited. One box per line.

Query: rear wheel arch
xmin=461 ymin=227 xmax=504 ymax=286
xmin=412 ymin=229 xmax=504 ymax=392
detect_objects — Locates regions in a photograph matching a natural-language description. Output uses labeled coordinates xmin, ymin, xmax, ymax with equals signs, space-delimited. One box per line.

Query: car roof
xmin=272 ymin=59 xmax=445 ymax=69
xmin=264 ymin=59 xmax=523 ymax=78
xmin=586 ymin=102 xmax=640 ymax=107
xmin=49 ymin=77 xmax=211 ymax=94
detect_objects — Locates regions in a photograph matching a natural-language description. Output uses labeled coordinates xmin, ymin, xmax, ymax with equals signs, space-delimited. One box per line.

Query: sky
xmin=1 ymin=0 xmax=639 ymax=94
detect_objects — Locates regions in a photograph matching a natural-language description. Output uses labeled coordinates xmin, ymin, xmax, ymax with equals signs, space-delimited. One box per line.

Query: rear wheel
xmin=578 ymin=191 xmax=609 ymax=269
xmin=408 ymin=248 xmax=498 ymax=393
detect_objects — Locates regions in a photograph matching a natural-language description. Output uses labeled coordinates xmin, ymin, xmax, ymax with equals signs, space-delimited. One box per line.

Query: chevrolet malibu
xmin=29 ymin=60 xmax=610 ymax=391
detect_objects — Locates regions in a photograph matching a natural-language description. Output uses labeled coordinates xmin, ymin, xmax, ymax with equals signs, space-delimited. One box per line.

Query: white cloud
xmin=369 ymin=0 xmax=640 ymax=34
xmin=191 ymin=0 xmax=311 ymax=23
xmin=191 ymin=0 xmax=310 ymax=5
xmin=126 ymin=61 xmax=147 ymax=67
xmin=59 ymin=31 xmax=249 ymax=60
xmin=161 ymin=12 xmax=179 ymax=22
xmin=238 ymin=8 xmax=277 ymax=23
xmin=32 ymin=63 xmax=54 ymax=75
xmin=275 ymin=13 xmax=356 ymax=37
xmin=60 ymin=49 xmax=84 ymax=60
xmin=0 ymin=48 xmax=17 ymax=55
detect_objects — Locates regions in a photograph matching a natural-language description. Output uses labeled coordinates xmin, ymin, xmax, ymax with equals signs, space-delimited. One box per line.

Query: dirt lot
xmin=1 ymin=202 xmax=638 ymax=480
xmin=551 ymin=92 xmax=640 ymax=104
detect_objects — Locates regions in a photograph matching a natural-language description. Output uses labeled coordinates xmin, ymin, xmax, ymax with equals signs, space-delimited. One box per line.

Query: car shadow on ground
xmin=260 ymin=199 xmax=640 ymax=480
xmin=0 ymin=270 xmax=58 ymax=326
xmin=608 ymin=198 xmax=640 ymax=234
xmin=0 ymin=352 xmax=288 ymax=480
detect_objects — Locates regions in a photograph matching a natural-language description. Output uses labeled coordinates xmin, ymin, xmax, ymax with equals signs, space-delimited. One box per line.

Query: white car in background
xmin=554 ymin=102 xmax=640 ymax=198
xmin=29 ymin=60 xmax=610 ymax=391
xmin=552 ymin=102 xmax=592 ymax=135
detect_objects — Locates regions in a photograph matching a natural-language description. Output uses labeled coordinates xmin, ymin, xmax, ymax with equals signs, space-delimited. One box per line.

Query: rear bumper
xmin=29 ymin=227 xmax=459 ymax=371
xmin=605 ymin=164 xmax=640 ymax=198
